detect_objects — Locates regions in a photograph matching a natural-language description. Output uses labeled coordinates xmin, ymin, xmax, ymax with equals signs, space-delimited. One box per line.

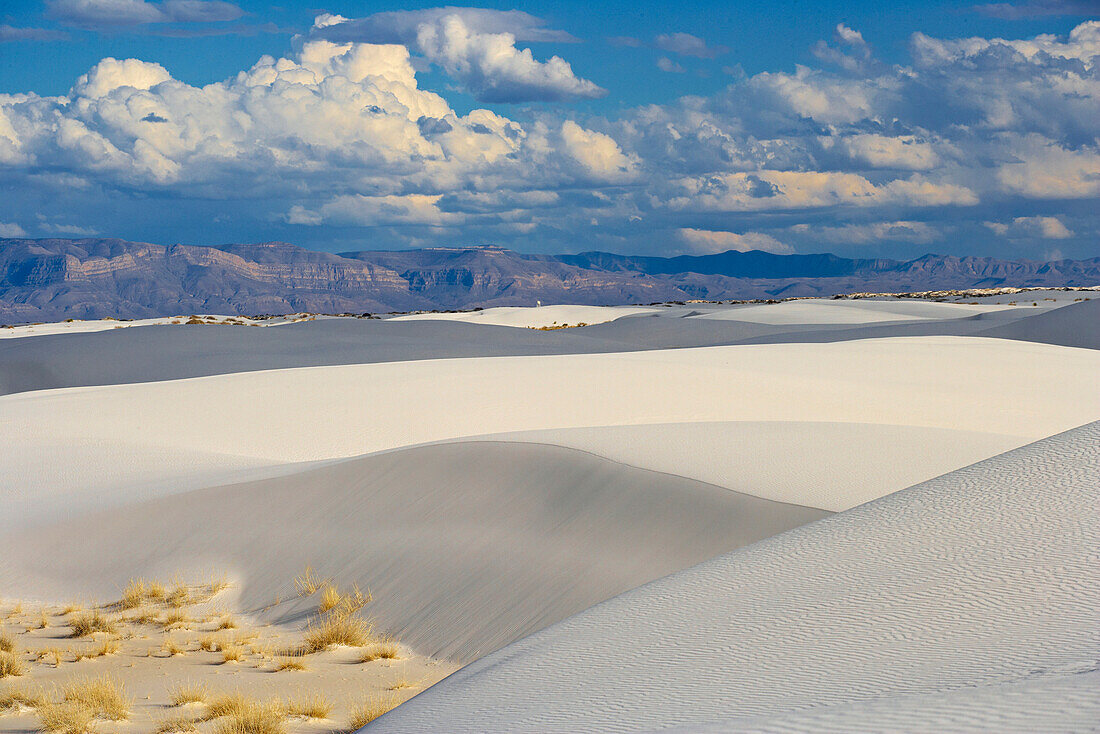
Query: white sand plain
xmin=388 ymin=304 xmax=659 ymax=328
xmin=690 ymin=298 xmax=1016 ymax=324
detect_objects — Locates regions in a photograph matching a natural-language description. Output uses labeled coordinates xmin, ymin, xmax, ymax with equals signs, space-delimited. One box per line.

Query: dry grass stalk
xmin=163 ymin=639 xmax=187 ymax=657
xmin=346 ymin=695 xmax=399 ymax=729
xmin=169 ymin=683 xmax=208 ymax=706
xmin=154 ymin=714 xmax=199 ymax=733
xmin=294 ymin=566 xmax=326 ymax=597
xmin=211 ymin=700 xmax=286 ymax=734
xmin=0 ymin=631 xmax=14 ymax=653
xmin=302 ymin=613 xmax=373 ymax=653
xmin=120 ymin=578 xmax=148 ymax=609
xmin=69 ymin=610 xmax=116 ymax=638
xmin=221 ymin=645 xmax=244 ymax=663
xmin=162 ymin=609 xmax=191 ymax=630
xmin=278 ymin=693 xmax=331 ymax=719
xmin=61 ymin=675 xmax=130 ymax=721
xmin=359 ymin=640 xmax=400 ymax=663
xmin=34 ymin=700 xmax=95 ymax=734
xmin=213 ymin=615 xmax=238 ymax=631
xmin=0 ymin=683 xmax=46 ymax=711
xmin=387 ymin=678 xmax=417 ymax=691
xmin=271 ymin=657 xmax=307 ymax=672
xmin=0 ymin=650 xmax=26 ymax=678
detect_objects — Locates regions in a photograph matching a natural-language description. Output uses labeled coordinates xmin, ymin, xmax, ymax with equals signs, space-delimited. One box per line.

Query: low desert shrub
xmin=0 ymin=631 xmax=14 ymax=653
xmin=0 ymin=683 xmax=46 ymax=711
xmin=35 ymin=700 xmax=95 ymax=734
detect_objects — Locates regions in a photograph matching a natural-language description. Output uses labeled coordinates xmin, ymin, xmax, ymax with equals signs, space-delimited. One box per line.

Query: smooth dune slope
xmin=690 ymin=298 xmax=1012 ymax=324
xmin=371 ymin=421 xmax=1100 ymax=733
xmin=3 ymin=336 xmax=1098 ymax=528
xmin=0 ymin=441 xmax=828 ymax=661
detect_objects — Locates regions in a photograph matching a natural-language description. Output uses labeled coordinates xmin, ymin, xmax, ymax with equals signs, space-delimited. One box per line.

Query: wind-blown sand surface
xmin=689 ymin=298 xmax=1013 ymax=324
xmin=0 ymin=441 xmax=826 ymax=661
xmin=3 ymin=337 xmax=1097 ymax=528
xmin=371 ymin=422 xmax=1100 ymax=733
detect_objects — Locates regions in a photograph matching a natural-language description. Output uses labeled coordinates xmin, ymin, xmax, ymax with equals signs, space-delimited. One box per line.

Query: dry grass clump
xmin=61 ymin=675 xmax=130 ymax=720
xmin=213 ymin=614 xmax=238 ymax=631
xmin=302 ymin=612 xmax=373 ymax=653
xmin=199 ymin=635 xmax=219 ymax=652
xmin=119 ymin=578 xmax=149 ymax=609
xmin=387 ymin=678 xmax=417 ymax=691
xmin=0 ymin=631 xmax=15 ymax=653
xmin=33 ymin=610 xmax=51 ymax=629
xmin=162 ymin=639 xmax=187 ymax=657
xmin=205 ymin=692 xmax=250 ymax=719
xmin=0 ymin=650 xmax=26 ymax=678
xmin=154 ymin=714 xmax=199 ymax=733
xmin=73 ymin=638 xmax=118 ymax=661
xmin=346 ymin=695 xmax=399 ymax=729
xmin=317 ymin=584 xmax=370 ymax=617
xmin=166 ymin=582 xmax=191 ymax=608
xmin=161 ymin=609 xmax=193 ymax=631
xmin=147 ymin=581 xmax=168 ymax=603
xmin=69 ymin=610 xmax=117 ymax=638
xmin=169 ymin=683 xmax=209 ymax=707
xmin=358 ymin=640 xmax=400 ymax=663
xmin=34 ymin=700 xmax=95 ymax=734
xmin=271 ymin=657 xmax=307 ymax=672
xmin=221 ymin=645 xmax=245 ymax=663
xmin=278 ymin=693 xmax=331 ymax=719
xmin=212 ymin=701 xmax=286 ymax=734
xmin=294 ymin=566 xmax=327 ymax=597
xmin=0 ymin=683 xmax=47 ymax=711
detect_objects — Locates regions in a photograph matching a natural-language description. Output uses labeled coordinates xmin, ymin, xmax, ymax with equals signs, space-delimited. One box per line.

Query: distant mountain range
xmin=2 ymin=238 xmax=1098 ymax=323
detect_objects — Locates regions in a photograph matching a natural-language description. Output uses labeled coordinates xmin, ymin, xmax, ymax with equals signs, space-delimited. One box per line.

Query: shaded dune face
xmin=372 ymin=422 xmax=1100 ymax=733
xmin=0 ymin=441 xmax=828 ymax=661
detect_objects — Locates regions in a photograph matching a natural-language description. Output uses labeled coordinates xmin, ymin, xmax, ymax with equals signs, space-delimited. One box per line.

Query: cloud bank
xmin=0 ymin=17 xmax=1097 ymax=259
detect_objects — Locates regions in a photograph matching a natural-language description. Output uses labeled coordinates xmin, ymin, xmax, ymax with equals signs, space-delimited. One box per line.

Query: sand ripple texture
xmin=372 ymin=421 xmax=1100 ymax=733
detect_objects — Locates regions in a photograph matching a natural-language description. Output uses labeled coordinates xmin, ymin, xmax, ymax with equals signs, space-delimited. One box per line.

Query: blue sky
xmin=0 ymin=0 xmax=1097 ymax=259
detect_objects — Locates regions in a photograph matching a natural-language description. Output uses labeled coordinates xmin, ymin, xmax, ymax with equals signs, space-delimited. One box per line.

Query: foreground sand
xmin=373 ymin=422 xmax=1100 ymax=732
xmin=0 ymin=579 xmax=457 ymax=734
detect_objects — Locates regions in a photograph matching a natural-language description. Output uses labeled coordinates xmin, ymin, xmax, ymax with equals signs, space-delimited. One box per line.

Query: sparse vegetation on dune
xmin=0 ymin=683 xmax=47 ymax=711
xmin=61 ymin=675 xmax=130 ymax=721
xmin=346 ymin=695 xmax=400 ymax=729
xmin=212 ymin=700 xmax=286 ymax=734
xmin=302 ymin=612 xmax=374 ymax=653
xmin=68 ymin=610 xmax=117 ymax=638
xmin=0 ymin=631 xmax=15 ymax=653
xmin=34 ymin=699 xmax=95 ymax=734
xmin=169 ymin=683 xmax=208 ymax=706
xmin=0 ymin=650 xmax=26 ymax=678
xmin=278 ymin=693 xmax=332 ymax=719
xmin=359 ymin=640 xmax=400 ymax=663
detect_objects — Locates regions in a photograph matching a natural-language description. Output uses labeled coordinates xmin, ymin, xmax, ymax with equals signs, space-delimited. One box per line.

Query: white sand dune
xmin=371 ymin=421 xmax=1100 ymax=733
xmin=0 ymin=441 xmax=827 ymax=661
xmin=3 ymin=337 xmax=1097 ymax=527
xmin=0 ymin=314 xmax=307 ymax=340
xmin=466 ymin=422 xmax=1023 ymax=510
xmin=692 ymin=298 xmax=1013 ymax=325
xmin=388 ymin=304 xmax=659 ymax=328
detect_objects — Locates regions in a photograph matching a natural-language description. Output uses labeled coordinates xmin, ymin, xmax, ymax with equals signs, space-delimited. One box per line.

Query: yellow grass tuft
xmin=271 ymin=656 xmax=307 ymax=672
xmin=166 ymin=582 xmax=190 ymax=608
xmin=169 ymin=683 xmax=208 ymax=706
xmin=318 ymin=584 xmax=370 ymax=617
xmin=163 ymin=639 xmax=187 ymax=657
xmin=147 ymin=581 xmax=168 ymax=603
xmin=60 ymin=604 xmax=83 ymax=616
xmin=213 ymin=614 xmax=238 ymax=631
xmin=162 ymin=609 xmax=191 ymax=630
xmin=358 ymin=640 xmax=400 ymax=663
xmin=0 ymin=651 xmax=26 ymax=678
xmin=199 ymin=635 xmax=219 ymax=652
xmin=205 ymin=693 xmax=250 ymax=719
xmin=211 ymin=700 xmax=286 ymax=734
xmin=221 ymin=645 xmax=244 ymax=663
xmin=120 ymin=578 xmax=148 ymax=609
xmin=0 ymin=683 xmax=47 ymax=711
xmin=346 ymin=695 xmax=399 ymax=729
xmin=69 ymin=610 xmax=117 ymax=638
xmin=278 ymin=693 xmax=331 ymax=719
xmin=0 ymin=631 xmax=14 ymax=653
xmin=61 ymin=675 xmax=130 ymax=720
xmin=34 ymin=610 xmax=51 ymax=629
xmin=154 ymin=714 xmax=199 ymax=733
xmin=387 ymin=677 xmax=417 ymax=691
xmin=317 ymin=585 xmax=341 ymax=614
xmin=294 ymin=566 xmax=326 ymax=597
xmin=302 ymin=612 xmax=373 ymax=653
xmin=34 ymin=700 xmax=95 ymax=734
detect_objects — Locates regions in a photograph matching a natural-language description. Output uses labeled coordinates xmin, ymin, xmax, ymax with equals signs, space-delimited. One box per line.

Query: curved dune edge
xmin=371 ymin=422 xmax=1100 ymax=733
xmin=387 ymin=304 xmax=660 ymax=328
xmin=689 ymin=298 xmax=1014 ymax=324
xmin=0 ymin=441 xmax=828 ymax=661
xmin=3 ymin=336 xmax=1097 ymax=527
